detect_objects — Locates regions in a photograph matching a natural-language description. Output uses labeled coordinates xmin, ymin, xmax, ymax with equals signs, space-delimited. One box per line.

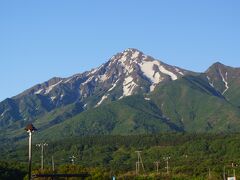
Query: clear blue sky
xmin=0 ymin=0 xmax=240 ymax=101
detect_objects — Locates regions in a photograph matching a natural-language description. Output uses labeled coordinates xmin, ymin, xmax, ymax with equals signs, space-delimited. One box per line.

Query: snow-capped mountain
xmin=1 ymin=48 xmax=240 ymax=134
xmin=14 ymin=48 xmax=192 ymax=109
xmin=0 ymin=48 xmax=192 ymax=128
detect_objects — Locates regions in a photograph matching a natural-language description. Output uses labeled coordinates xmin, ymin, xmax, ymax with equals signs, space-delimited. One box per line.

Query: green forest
xmin=1 ymin=133 xmax=240 ymax=179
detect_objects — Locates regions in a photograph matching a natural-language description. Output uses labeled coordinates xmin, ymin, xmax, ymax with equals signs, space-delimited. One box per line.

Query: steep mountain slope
xmin=0 ymin=48 xmax=191 ymax=130
xmin=205 ymin=62 xmax=240 ymax=107
xmin=34 ymin=95 xmax=183 ymax=141
xmin=151 ymin=75 xmax=240 ymax=132
xmin=29 ymin=75 xmax=240 ymax=141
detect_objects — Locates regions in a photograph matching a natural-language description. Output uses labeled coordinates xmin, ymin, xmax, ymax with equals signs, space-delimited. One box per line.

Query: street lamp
xmin=25 ymin=124 xmax=37 ymax=180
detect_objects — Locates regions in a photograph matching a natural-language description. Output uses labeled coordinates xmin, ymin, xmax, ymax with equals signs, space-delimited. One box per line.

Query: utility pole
xmin=154 ymin=161 xmax=160 ymax=174
xmin=135 ymin=151 xmax=145 ymax=175
xmin=36 ymin=143 xmax=48 ymax=170
xmin=25 ymin=124 xmax=37 ymax=180
xmin=223 ymin=166 xmax=226 ymax=180
xmin=52 ymin=156 xmax=55 ymax=171
xmin=70 ymin=155 xmax=76 ymax=165
xmin=208 ymin=168 xmax=211 ymax=179
xmin=163 ymin=156 xmax=170 ymax=174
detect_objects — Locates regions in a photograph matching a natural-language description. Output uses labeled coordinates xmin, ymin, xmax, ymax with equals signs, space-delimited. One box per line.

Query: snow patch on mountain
xmin=175 ymin=68 xmax=184 ymax=75
xmin=122 ymin=76 xmax=137 ymax=97
xmin=120 ymin=61 xmax=134 ymax=74
xmin=132 ymin=51 xmax=140 ymax=59
xmin=64 ymin=78 xmax=72 ymax=83
xmin=219 ymin=70 xmax=229 ymax=94
xmin=45 ymin=80 xmax=63 ymax=94
xmin=150 ymin=84 xmax=156 ymax=92
xmin=207 ymin=76 xmax=214 ymax=87
xmin=139 ymin=60 xmax=178 ymax=91
xmin=119 ymin=54 xmax=128 ymax=64
xmin=159 ymin=64 xmax=178 ymax=80
xmin=35 ymin=89 xmax=44 ymax=94
xmin=89 ymin=64 xmax=104 ymax=76
xmin=50 ymin=96 xmax=57 ymax=101
xmin=89 ymin=68 xmax=98 ymax=75
xmin=95 ymin=94 xmax=108 ymax=107
xmin=82 ymin=76 xmax=94 ymax=86
xmin=139 ymin=61 xmax=161 ymax=84
xmin=124 ymin=76 xmax=133 ymax=85
xmin=140 ymin=60 xmax=178 ymax=82
xmin=1 ymin=110 xmax=6 ymax=117
xmin=108 ymin=80 xmax=119 ymax=92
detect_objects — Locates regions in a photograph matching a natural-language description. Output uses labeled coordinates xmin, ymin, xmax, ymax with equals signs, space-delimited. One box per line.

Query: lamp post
xmin=36 ymin=142 xmax=48 ymax=170
xmin=25 ymin=124 xmax=37 ymax=180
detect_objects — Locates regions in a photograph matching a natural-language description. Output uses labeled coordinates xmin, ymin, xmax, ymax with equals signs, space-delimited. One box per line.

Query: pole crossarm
xmin=69 ymin=155 xmax=77 ymax=165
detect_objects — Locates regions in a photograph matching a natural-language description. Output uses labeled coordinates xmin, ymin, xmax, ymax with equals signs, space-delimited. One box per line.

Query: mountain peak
xmin=123 ymin=48 xmax=142 ymax=53
xmin=205 ymin=61 xmax=226 ymax=73
xmin=205 ymin=61 xmax=238 ymax=74
xmin=212 ymin=61 xmax=225 ymax=67
xmin=121 ymin=48 xmax=146 ymax=59
xmin=108 ymin=48 xmax=146 ymax=65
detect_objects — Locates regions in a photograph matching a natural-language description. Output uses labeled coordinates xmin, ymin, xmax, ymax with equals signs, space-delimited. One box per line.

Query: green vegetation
xmin=151 ymin=75 xmax=240 ymax=132
xmin=0 ymin=161 xmax=26 ymax=180
xmin=34 ymin=95 xmax=177 ymax=142
xmin=2 ymin=133 xmax=240 ymax=179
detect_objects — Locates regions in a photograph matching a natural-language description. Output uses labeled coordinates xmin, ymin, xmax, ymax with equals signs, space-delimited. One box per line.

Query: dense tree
xmin=2 ymin=133 xmax=240 ymax=179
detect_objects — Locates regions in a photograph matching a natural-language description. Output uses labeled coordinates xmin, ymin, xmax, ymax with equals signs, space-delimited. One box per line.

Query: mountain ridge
xmin=1 ymin=48 xmax=240 ymax=141
xmin=1 ymin=48 xmax=192 ymax=122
